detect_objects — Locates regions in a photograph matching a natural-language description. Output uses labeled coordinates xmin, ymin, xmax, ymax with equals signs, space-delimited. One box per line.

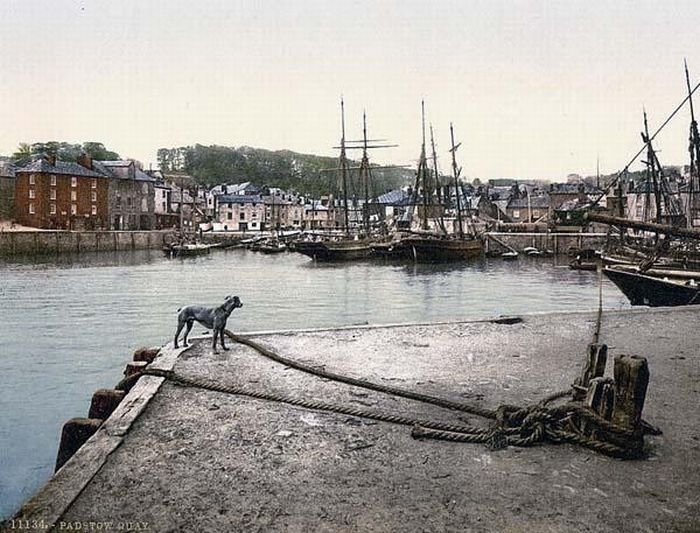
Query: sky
xmin=1 ymin=0 xmax=700 ymax=181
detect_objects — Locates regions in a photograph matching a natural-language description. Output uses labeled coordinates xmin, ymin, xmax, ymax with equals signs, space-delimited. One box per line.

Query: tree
xmin=82 ymin=142 xmax=119 ymax=161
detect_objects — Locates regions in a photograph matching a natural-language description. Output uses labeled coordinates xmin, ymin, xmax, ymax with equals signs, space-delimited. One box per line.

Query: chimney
xmin=46 ymin=153 xmax=57 ymax=166
xmin=77 ymin=152 xmax=93 ymax=170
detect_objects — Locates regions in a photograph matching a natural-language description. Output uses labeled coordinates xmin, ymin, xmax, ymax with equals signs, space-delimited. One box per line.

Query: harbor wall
xmin=0 ymin=231 xmax=170 ymax=257
xmin=484 ymin=232 xmax=608 ymax=255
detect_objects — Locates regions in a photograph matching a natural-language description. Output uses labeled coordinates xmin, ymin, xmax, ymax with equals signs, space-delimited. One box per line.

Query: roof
xmin=507 ymin=194 xmax=551 ymax=209
xmin=375 ymin=189 xmax=409 ymax=205
xmin=100 ymin=160 xmax=134 ymax=168
xmin=135 ymin=168 xmax=156 ymax=182
xmin=16 ymin=159 xmax=106 ymax=178
xmin=0 ymin=161 xmax=16 ymax=178
xmin=218 ymin=194 xmax=264 ymax=204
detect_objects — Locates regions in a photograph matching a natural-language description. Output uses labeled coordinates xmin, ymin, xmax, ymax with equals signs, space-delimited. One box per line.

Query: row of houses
xmin=3 ymin=154 xmax=695 ymax=232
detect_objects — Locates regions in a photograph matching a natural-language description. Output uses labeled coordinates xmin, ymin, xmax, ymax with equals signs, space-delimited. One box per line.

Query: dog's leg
xmin=174 ymin=319 xmax=185 ymax=348
xmin=183 ymin=320 xmax=194 ymax=347
xmin=219 ymin=326 xmax=229 ymax=351
xmin=212 ymin=328 xmax=220 ymax=354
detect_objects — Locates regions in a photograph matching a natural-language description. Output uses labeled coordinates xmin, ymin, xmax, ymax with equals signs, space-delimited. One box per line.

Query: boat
xmin=163 ymin=242 xmax=213 ymax=258
xmin=293 ymin=101 xmax=385 ymax=262
xmin=398 ymin=114 xmax=483 ymax=262
xmin=501 ymin=251 xmax=519 ymax=260
xmin=569 ymin=248 xmax=601 ymax=271
xmin=603 ymin=265 xmax=700 ymax=306
xmin=257 ymin=239 xmax=287 ymax=254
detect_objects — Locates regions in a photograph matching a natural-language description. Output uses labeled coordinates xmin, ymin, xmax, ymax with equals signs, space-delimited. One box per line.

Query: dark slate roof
xmin=507 ymin=194 xmax=551 ymax=209
xmin=375 ymin=189 xmax=409 ymax=205
xmin=16 ymin=159 xmax=106 ymax=178
xmin=135 ymin=168 xmax=156 ymax=182
xmin=218 ymin=194 xmax=264 ymax=204
xmin=100 ymin=160 xmax=133 ymax=167
xmin=0 ymin=161 xmax=17 ymax=178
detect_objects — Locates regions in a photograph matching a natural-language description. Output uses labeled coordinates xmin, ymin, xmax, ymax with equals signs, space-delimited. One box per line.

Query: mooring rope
xmin=138 ymin=366 xmax=645 ymax=459
xmin=121 ymin=322 xmax=654 ymax=460
xmin=223 ymin=330 xmax=498 ymax=420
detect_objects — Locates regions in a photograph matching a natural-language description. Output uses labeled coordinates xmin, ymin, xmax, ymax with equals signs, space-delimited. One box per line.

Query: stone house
xmin=96 ymin=160 xmax=156 ymax=230
xmin=505 ymin=194 xmax=551 ymax=223
xmin=216 ymin=194 xmax=266 ymax=231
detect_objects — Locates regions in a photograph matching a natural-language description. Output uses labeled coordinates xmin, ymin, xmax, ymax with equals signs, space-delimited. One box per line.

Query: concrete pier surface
xmin=5 ymin=308 xmax=700 ymax=532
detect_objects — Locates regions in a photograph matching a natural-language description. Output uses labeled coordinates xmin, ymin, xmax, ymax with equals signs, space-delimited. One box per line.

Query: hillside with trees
xmin=11 ymin=142 xmax=120 ymax=166
xmin=157 ymin=144 xmax=414 ymax=196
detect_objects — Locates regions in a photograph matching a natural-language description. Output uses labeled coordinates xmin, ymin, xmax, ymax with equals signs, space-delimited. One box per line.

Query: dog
xmin=174 ymin=295 xmax=243 ymax=353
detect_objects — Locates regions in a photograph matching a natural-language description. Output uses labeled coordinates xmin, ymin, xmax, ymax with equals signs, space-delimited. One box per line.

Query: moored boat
xmin=603 ymin=265 xmax=700 ymax=306
xmin=164 ymin=243 xmax=213 ymax=258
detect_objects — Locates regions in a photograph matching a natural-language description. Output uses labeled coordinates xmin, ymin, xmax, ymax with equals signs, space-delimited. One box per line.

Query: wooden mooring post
xmin=612 ymin=355 xmax=649 ymax=430
xmin=573 ymin=343 xmax=608 ymax=400
xmin=55 ymin=418 xmax=102 ymax=471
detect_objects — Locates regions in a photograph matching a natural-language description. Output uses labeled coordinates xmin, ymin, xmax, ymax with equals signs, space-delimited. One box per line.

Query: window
xmin=240 ymin=212 xmax=245 ymax=220
xmin=50 ymin=175 xmax=56 ymax=186
xmin=116 ymin=195 xmax=121 ymax=207
xmin=91 ymin=191 xmax=97 ymax=202
xmin=50 ymin=189 xmax=56 ymax=200
xmin=50 ymin=203 xmax=56 ymax=215
xmin=91 ymin=205 xmax=97 ymax=216
xmin=92 ymin=179 xmax=97 ymax=189
xmin=532 ymin=210 xmax=540 ymax=218
xmin=29 ymin=174 xmax=35 ymax=185
xmin=513 ymin=209 xmax=520 ymax=219
xmin=71 ymin=204 xmax=77 ymax=215
xmin=227 ymin=212 xmax=232 ymax=220
xmin=127 ymin=196 xmax=132 ymax=207
xmin=252 ymin=212 xmax=257 ymax=218
xmin=71 ymin=191 xmax=77 ymax=202
xmin=71 ymin=177 xmax=77 ymax=188
xmin=29 ymin=189 xmax=35 ymax=199
xmin=29 ymin=203 xmax=35 ymax=214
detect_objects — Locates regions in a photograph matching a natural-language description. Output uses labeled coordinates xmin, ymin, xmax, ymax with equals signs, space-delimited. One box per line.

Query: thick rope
xmin=224 ymin=330 xmax=498 ymax=420
xmin=125 ymin=328 xmax=655 ymax=459
xmin=143 ymin=367 xmax=489 ymax=436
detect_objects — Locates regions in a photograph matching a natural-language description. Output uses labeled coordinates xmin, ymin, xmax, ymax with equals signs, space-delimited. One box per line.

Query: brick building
xmin=0 ymin=161 xmax=16 ymax=220
xmin=14 ymin=157 xmax=109 ymax=230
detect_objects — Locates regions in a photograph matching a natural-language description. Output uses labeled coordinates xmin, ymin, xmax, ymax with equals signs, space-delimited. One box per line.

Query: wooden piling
xmin=585 ymin=377 xmax=615 ymax=420
xmin=133 ymin=346 xmax=161 ymax=363
xmin=55 ymin=418 xmax=102 ymax=471
xmin=573 ymin=343 xmax=608 ymax=400
xmin=88 ymin=389 xmax=126 ymax=420
xmin=612 ymin=355 xmax=649 ymax=430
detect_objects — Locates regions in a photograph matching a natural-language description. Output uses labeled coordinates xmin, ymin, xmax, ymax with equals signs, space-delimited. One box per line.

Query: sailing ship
xmin=295 ymin=101 xmax=389 ymax=261
xmin=395 ymin=105 xmax=483 ymax=262
xmin=585 ymin=63 xmax=700 ymax=306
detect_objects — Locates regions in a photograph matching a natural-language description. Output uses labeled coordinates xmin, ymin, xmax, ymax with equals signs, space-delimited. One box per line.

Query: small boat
xmin=258 ymin=240 xmax=287 ymax=254
xmin=603 ymin=265 xmax=700 ymax=306
xmin=570 ymin=249 xmax=601 ymax=271
xmin=164 ymin=243 xmax=213 ymax=258
xmin=523 ymin=246 xmax=543 ymax=257
xmin=501 ymin=251 xmax=519 ymax=260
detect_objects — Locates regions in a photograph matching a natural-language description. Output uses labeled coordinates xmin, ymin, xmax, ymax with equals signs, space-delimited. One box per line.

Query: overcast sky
xmin=1 ymin=0 xmax=699 ymax=180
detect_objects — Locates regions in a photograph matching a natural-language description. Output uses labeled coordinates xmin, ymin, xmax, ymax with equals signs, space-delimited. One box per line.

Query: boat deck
xmin=7 ymin=308 xmax=700 ymax=532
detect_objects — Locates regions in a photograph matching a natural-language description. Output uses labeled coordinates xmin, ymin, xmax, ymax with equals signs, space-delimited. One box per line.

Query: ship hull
xmin=603 ymin=266 xmax=700 ymax=306
xmin=400 ymin=236 xmax=483 ymax=262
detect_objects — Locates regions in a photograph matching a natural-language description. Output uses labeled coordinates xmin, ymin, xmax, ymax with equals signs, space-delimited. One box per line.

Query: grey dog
xmin=174 ymin=295 xmax=243 ymax=353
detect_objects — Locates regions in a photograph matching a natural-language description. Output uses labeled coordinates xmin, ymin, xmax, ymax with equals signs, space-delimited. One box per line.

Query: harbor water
xmin=0 ymin=248 xmax=629 ymax=518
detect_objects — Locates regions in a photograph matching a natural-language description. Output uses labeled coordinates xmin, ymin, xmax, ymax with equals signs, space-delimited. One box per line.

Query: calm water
xmin=0 ymin=248 xmax=629 ymax=517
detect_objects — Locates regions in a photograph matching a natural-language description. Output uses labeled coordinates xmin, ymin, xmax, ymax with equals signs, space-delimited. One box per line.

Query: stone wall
xmin=0 ymin=231 xmax=170 ymax=257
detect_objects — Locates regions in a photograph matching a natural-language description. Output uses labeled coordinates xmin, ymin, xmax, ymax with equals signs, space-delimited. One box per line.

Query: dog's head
xmin=224 ymin=295 xmax=243 ymax=310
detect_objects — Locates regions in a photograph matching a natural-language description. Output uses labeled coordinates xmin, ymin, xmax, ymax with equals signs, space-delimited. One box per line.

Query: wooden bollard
xmin=585 ymin=377 xmax=615 ymax=420
xmin=133 ymin=346 xmax=161 ymax=363
xmin=88 ymin=389 xmax=126 ymax=420
xmin=612 ymin=355 xmax=649 ymax=430
xmin=55 ymin=418 xmax=102 ymax=471
xmin=124 ymin=360 xmax=149 ymax=377
xmin=573 ymin=343 xmax=608 ymax=400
